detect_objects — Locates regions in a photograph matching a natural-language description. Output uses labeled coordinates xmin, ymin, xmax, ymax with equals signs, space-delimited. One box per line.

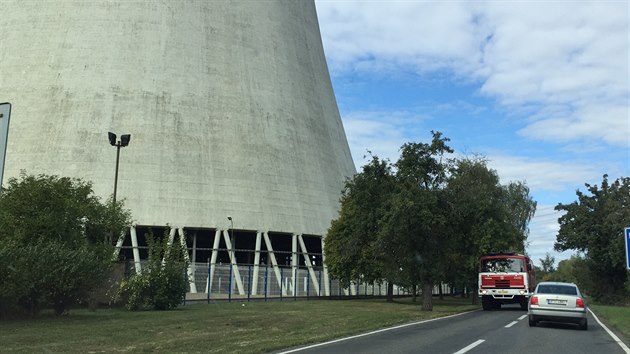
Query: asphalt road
xmin=277 ymin=304 xmax=629 ymax=354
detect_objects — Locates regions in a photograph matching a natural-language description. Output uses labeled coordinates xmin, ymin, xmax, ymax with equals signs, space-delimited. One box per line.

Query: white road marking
xmin=589 ymin=309 xmax=630 ymax=354
xmin=518 ymin=314 xmax=527 ymax=320
xmin=505 ymin=321 xmax=518 ymax=328
xmin=277 ymin=310 xmax=478 ymax=354
xmin=453 ymin=339 xmax=485 ymax=354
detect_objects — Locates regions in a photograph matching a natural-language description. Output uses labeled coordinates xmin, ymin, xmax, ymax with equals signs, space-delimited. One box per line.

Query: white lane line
xmin=505 ymin=321 xmax=518 ymax=328
xmin=454 ymin=339 xmax=485 ymax=354
xmin=518 ymin=315 xmax=527 ymax=320
xmin=277 ymin=310 xmax=479 ymax=354
xmin=589 ymin=309 xmax=630 ymax=354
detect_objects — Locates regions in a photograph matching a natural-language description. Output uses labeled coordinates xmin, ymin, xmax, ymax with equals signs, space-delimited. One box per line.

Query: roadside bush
xmin=0 ymin=173 xmax=132 ymax=317
xmin=117 ymin=231 xmax=188 ymax=310
xmin=39 ymin=242 xmax=113 ymax=315
xmin=0 ymin=241 xmax=28 ymax=317
xmin=0 ymin=240 xmax=113 ymax=317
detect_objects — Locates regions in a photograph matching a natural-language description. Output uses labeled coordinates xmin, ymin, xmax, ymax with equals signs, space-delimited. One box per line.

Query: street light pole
xmin=0 ymin=103 xmax=11 ymax=193
xmin=113 ymin=143 xmax=121 ymax=205
xmin=227 ymin=216 xmax=234 ymax=248
xmin=108 ymin=132 xmax=131 ymax=206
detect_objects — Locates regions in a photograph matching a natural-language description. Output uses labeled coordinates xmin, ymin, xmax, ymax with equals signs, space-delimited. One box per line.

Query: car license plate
xmin=499 ymin=290 xmax=508 ymax=294
xmin=547 ymin=299 xmax=567 ymax=305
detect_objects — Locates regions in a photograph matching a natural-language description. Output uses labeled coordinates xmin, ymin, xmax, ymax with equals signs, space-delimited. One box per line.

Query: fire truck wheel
xmin=482 ymin=297 xmax=492 ymax=311
xmin=520 ymin=300 xmax=528 ymax=311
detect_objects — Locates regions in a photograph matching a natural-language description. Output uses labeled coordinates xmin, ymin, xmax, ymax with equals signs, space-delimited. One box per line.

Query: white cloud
xmin=485 ymin=154 xmax=600 ymax=193
xmin=526 ymin=205 xmax=574 ymax=266
xmin=316 ymin=0 xmax=629 ymax=147
xmin=315 ymin=1 xmax=626 ymax=268
xmin=342 ymin=110 xmax=432 ymax=167
xmin=342 ymin=110 xmax=606 ymax=196
xmin=316 ymin=2 xmax=482 ymax=75
xmin=518 ymin=104 xmax=629 ymax=145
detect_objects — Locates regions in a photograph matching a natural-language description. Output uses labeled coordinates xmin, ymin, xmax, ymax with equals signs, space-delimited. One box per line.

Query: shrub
xmin=0 ymin=173 xmax=132 ymax=317
xmin=0 ymin=241 xmax=28 ymax=317
xmin=0 ymin=241 xmax=113 ymax=317
xmin=117 ymin=230 xmax=188 ymax=310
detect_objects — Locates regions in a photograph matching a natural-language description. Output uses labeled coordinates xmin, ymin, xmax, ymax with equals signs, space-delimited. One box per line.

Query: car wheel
xmin=528 ymin=316 xmax=536 ymax=327
xmin=579 ymin=318 xmax=588 ymax=330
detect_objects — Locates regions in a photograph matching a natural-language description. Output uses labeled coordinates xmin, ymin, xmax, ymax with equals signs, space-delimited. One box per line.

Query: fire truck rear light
xmin=576 ymin=298 xmax=585 ymax=308
xmin=530 ymin=296 xmax=538 ymax=305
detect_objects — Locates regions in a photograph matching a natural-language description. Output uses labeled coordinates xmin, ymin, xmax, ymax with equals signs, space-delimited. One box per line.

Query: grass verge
xmin=0 ymin=297 xmax=478 ymax=353
xmin=590 ymin=303 xmax=630 ymax=342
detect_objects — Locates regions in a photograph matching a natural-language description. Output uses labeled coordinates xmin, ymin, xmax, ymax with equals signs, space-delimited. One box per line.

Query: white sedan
xmin=528 ymin=281 xmax=588 ymax=330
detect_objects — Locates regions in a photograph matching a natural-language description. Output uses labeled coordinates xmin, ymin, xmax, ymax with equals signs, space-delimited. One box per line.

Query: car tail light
xmin=530 ymin=296 xmax=538 ymax=305
xmin=576 ymin=298 xmax=585 ymax=308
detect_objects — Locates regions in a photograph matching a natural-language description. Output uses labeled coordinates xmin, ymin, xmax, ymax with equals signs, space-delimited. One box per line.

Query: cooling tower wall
xmin=0 ymin=0 xmax=355 ymax=236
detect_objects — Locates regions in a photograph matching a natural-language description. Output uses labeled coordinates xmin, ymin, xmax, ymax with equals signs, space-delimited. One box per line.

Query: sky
xmin=314 ymin=0 xmax=629 ymax=267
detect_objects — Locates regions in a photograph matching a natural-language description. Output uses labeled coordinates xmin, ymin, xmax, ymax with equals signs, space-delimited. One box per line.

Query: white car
xmin=528 ymin=281 xmax=588 ymax=330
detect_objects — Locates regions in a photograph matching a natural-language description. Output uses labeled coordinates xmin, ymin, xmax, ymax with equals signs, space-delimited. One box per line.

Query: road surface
xmin=277 ymin=304 xmax=629 ymax=354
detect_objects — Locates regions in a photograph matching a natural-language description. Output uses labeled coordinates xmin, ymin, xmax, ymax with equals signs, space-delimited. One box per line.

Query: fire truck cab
xmin=478 ymin=252 xmax=535 ymax=311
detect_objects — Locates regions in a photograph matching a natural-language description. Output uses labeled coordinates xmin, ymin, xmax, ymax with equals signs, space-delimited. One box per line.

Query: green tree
xmin=446 ymin=157 xmax=536 ymax=303
xmin=554 ymin=175 xmax=630 ymax=303
xmin=382 ymin=131 xmax=454 ymax=311
xmin=537 ymin=253 xmax=556 ymax=282
xmin=545 ymin=256 xmax=590 ymax=285
xmin=0 ymin=173 xmax=131 ymax=245
xmin=325 ymin=134 xmax=537 ymax=310
xmin=447 ymin=157 xmax=504 ymax=301
xmin=540 ymin=253 xmax=556 ymax=273
xmin=324 ymin=155 xmax=398 ymax=300
xmin=503 ymin=181 xmax=537 ymax=252
xmin=0 ymin=173 xmax=132 ymax=316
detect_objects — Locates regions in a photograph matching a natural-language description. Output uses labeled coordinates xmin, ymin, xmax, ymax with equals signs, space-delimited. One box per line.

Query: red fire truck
xmin=478 ymin=252 xmax=535 ymax=310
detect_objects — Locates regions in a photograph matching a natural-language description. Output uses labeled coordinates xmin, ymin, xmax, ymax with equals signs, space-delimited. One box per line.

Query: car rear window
xmin=537 ymin=284 xmax=578 ymax=295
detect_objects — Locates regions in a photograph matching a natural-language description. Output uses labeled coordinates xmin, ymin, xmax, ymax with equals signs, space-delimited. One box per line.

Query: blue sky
xmin=314 ymin=1 xmax=629 ymax=266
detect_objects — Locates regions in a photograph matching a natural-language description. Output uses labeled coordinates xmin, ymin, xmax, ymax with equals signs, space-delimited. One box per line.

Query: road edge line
xmin=277 ymin=309 xmax=480 ymax=354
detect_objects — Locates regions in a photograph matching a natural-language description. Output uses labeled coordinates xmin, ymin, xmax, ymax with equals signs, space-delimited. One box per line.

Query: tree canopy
xmin=554 ymin=175 xmax=630 ymax=303
xmin=0 ymin=173 xmax=131 ymax=245
xmin=382 ymin=132 xmax=454 ymax=310
xmin=325 ymin=132 xmax=536 ymax=310
xmin=324 ymin=155 xmax=396 ymax=292
xmin=446 ymin=157 xmax=536 ymax=302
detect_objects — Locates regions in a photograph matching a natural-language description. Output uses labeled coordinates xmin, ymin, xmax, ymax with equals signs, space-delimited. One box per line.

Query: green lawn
xmin=0 ymin=297 xmax=478 ymax=353
xmin=3 ymin=298 xmax=628 ymax=353
xmin=590 ymin=304 xmax=630 ymax=343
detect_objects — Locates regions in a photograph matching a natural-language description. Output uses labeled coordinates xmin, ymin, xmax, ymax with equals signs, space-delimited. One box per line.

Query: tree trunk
xmin=386 ymin=282 xmax=394 ymax=302
xmin=27 ymin=298 xmax=40 ymax=317
xmin=53 ymin=299 xmax=66 ymax=316
xmin=422 ymin=282 xmax=433 ymax=311
xmin=412 ymin=284 xmax=417 ymax=302
xmin=438 ymin=283 xmax=444 ymax=300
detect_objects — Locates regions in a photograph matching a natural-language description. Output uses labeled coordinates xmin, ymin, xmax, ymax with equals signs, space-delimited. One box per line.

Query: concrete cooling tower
xmin=0 ymin=1 xmax=359 ymax=297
